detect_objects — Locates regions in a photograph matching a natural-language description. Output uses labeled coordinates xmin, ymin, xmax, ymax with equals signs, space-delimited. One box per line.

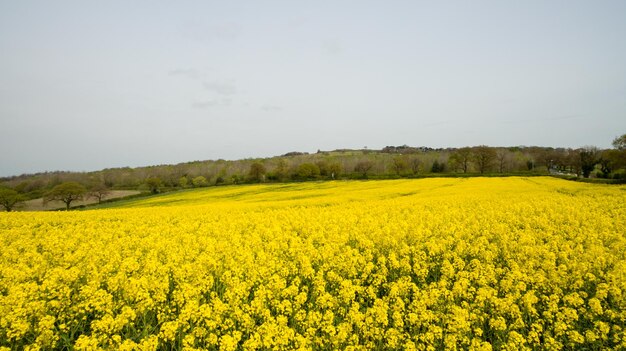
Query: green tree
xmin=216 ymin=168 xmax=228 ymax=185
xmin=248 ymin=162 xmax=266 ymax=182
xmin=0 ymin=188 xmax=26 ymax=212
xmin=269 ymin=159 xmax=289 ymax=181
xmin=431 ymin=160 xmax=445 ymax=173
xmin=598 ymin=150 xmax=618 ymax=178
xmin=192 ymin=176 xmax=208 ymax=187
xmin=449 ymin=147 xmax=472 ymax=173
xmin=472 ymin=146 xmax=496 ymax=174
xmin=391 ymin=156 xmax=408 ymax=175
xmin=231 ymin=174 xmax=242 ymax=184
xmin=179 ymin=176 xmax=189 ymax=188
xmin=316 ymin=160 xmax=329 ymax=177
xmin=295 ymin=163 xmax=320 ymax=180
xmin=328 ymin=162 xmax=342 ymax=179
xmin=610 ymin=133 xmax=626 ymax=173
xmin=14 ymin=181 xmax=30 ymax=194
xmin=579 ymin=146 xmax=599 ymax=178
xmin=44 ymin=182 xmax=87 ymax=210
xmin=145 ymin=177 xmax=162 ymax=194
xmin=612 ymin=133 xmax=626 ymax=150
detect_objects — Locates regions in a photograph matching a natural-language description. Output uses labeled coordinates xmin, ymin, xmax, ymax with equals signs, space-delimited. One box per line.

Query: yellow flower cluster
xmin=1 ymin=177 xmax=625 ymax=350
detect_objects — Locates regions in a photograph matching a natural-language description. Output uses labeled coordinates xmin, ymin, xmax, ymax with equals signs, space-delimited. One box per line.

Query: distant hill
xmin=1 ymin=145 xmax=624 ymax=203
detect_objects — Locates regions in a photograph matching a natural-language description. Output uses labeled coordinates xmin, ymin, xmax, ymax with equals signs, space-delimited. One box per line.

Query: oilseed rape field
xmin=1 ymin=178 xmax=625 ymax=350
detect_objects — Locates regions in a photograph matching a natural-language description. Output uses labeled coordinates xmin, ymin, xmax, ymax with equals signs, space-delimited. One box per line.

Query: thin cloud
xmin=168 ymin=68 xmax=202 ymax=80
xmin=498 ymin=114 xmax=585 ymax=124
xmin=322 ymin=40 xmax=343 ymax=55
xmin=210 ymin=23 xmax=242 ymax=40
xmin=203 ymin=81 xmax=237 ymax=96
xmin=192 ymin=98 xmax=232 ymax=109
xmin=261 ymin=105 xmax=283 ymax=112
xmin=422 ymin=120 xmax=452 ymax=128
xmin=547 ymin=114 xmax=584 ymax=121
xmin=182 ymin=21 xmax=242 ymax=42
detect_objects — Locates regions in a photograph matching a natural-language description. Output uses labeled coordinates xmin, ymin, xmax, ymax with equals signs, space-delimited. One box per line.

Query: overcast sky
xmin=1 ymin=1 xmax=625 ymax=176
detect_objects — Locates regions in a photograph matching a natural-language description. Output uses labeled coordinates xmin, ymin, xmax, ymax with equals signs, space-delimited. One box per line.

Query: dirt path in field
xmin=21 ymin=190 xmax=141 ymax=211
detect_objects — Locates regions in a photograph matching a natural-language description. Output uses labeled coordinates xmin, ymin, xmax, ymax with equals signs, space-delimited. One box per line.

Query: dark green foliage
xmin=431 ymin=160 xmax=445 ymax=173
xmin=579 ymin=147 xmax=599 ymax=179
xmin=3 ymin=135 xmax=626 ymax=193
xmin=231 ymin=174 xmax=242 ymax=184
xmin=328 ymin=162 xmax=342 ymax=179
xmin=294 ymin=163 xmax=320 ymax=180
xmin=472 ymin=145 xmax=497 ymax=174
xmin=612 ymin=133 xmax=626 ymax=150
xmin=391 ymin=156 xmax=408 ymax=175
xmin=449 ymin=147 xmax=472 ymax=173
xmin=248 ymin=162 xmax=266 ymax=182
xmin=0 ymin=188 xmax=25 ymax=211
xmin=44 ymin=182 xmax=87 ymax=210
xmin=192 ymin=176 xmax=209 ymax=187
xmin=145 ymin=177 xmax=162 ymax=194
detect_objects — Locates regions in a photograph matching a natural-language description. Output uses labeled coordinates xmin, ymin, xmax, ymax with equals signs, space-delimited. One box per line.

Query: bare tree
xmin=565 ymin=149 xmax=582 ymax=176
xmin=496 ymin=149 xmax=509 ymax=173
xmin=88 ymin=184 xmax=111 ymax=204
xmin=409 ymin=157 xmax=422 ymax=175
xmin=354 ymin=160 xmax=374 ymax=178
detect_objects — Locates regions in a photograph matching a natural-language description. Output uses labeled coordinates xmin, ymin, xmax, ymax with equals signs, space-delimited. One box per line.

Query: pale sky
xmin=1 ymin=1 xmax=625 ymax=176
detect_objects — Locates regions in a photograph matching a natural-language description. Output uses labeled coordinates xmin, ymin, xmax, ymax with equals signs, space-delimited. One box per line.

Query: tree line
xmin=1 ymin=134 xmax=625 ymax=211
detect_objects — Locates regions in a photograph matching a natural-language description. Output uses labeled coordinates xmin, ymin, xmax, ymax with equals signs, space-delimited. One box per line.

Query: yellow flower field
xmin=1 ymin=177 xmax=625 ymax=350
